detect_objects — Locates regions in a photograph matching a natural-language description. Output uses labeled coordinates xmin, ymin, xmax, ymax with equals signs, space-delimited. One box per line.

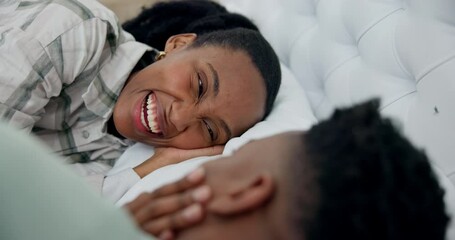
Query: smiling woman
xmin=0 ymin=0 xmax=280 ymax=196
xmin=112 ymin=0 xmax=281 ymax=151
xmin=111 ymin=0 xmax=282 ymax=179
xmin=114 ymin=31 xmax=271 ymax=149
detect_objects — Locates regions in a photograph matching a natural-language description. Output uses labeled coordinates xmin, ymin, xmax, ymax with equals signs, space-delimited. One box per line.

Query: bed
xmin=105 ymin=0 xmax=455 ymax=237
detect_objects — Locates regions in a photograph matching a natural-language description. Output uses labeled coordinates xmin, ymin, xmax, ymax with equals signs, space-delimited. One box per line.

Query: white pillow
xmin=112 ymin=64 xmax=317 ymax=205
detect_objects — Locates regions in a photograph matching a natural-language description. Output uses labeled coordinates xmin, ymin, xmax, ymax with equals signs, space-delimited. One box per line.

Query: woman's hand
xmin=125 ymin=168 xmax=211 ymax=240
xmin=134 ymin=145 xmax=223 ymax=178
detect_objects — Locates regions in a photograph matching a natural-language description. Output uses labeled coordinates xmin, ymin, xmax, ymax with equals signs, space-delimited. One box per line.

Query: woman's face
xmin=113 ymin=34 xmax=266 ymax=149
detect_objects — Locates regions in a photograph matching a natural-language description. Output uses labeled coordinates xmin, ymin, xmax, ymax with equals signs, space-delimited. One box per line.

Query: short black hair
xmin=190 ymin=28 xmax=280 ymax=118
xmin=290 ymin=100 xmax=450 ymax=239
xmin=123 ymin=0 xmax=258 ymax=50
xmin=123 ymin=0 xmax=280 ymax=119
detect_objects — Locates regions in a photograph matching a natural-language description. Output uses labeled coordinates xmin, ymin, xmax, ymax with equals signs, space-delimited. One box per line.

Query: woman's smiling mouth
xmin=140 ymin=92 xmax=163 ymax=135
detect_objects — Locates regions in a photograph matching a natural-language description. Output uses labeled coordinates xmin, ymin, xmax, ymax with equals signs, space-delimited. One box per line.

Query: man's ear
xmin=207 ymin=173 xmax=275 ymax=216
xmin=164 ymin=33 xmax=197 ymax=53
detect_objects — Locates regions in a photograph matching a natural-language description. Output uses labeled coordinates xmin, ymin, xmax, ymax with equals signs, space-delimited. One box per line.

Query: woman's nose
xmin=169 ymin=102 xmax=197 ymax=132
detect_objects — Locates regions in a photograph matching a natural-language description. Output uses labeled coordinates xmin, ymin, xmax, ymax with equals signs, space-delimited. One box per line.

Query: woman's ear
xmin=164 ymin=33 xmax=197 ymax=53
xmin=207 ymin=173 xmax=275 ymax=216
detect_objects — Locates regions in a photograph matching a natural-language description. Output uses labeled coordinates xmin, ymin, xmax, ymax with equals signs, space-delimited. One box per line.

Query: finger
xmin=151 ymin=168 xmax=205 ymax=198
xmin=126 ymin=168 xmax=206 ymax=220
xmin=142 ymin=204 xmax=204 ymax=235
xmin=182 ymin=145 xmax=224 ymax=159
xmin=201 ymin=145 xmax=224 ymax=156
xmin=125 ymin=193 xmax=154 ymax=214
xmin=158 ymin=229 xmax=174 ymax=240
xmin=135 ymin=185 xmax=211 ymax=225
xmin=134 ymin=190 xmax=192 ymax=224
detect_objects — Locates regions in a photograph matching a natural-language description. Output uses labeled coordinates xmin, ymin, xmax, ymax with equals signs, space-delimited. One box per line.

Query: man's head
xmin=114 ymin=28 xmax=280 ymax=149
xmin=176 ymin=100 xmax=449 ymax=239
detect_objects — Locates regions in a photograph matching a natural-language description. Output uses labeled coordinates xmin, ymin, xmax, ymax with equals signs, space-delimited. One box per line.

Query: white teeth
xmin=140 ymin=105 xmax=147 ymax=129
xmin=141 ymin=93 xmax=161 ymax=134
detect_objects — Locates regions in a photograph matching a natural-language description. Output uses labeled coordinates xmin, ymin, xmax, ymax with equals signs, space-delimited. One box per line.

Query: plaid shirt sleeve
xmin=0 ymin=0 xmax=149 ymax=163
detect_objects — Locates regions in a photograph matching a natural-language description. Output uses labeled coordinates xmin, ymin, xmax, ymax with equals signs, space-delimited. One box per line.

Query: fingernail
xmin=182 ymin=204 xmax=202 ymax=222
xmin=192 ymin=185 xmax=211 ymax=202
xmin=186 ymin=168 xmax=205 ymax=183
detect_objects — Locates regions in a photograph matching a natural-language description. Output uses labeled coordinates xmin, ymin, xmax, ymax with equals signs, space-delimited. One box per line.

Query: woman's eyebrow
xmin=206 ymin=62 xmax=219 ymax=97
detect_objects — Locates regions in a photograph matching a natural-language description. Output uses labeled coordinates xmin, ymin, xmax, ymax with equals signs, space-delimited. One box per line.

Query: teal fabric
xmin=0 ymin=122 xmax=153 ymax=240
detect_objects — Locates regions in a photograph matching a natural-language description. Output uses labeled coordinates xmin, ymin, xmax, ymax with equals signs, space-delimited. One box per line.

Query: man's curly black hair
xmin=290 ymin=100 xmax=450 ymax=240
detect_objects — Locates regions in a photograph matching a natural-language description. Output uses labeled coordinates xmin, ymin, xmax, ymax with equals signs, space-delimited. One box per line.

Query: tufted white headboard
xmin=220 ymin=0 xmax=455 ymax=186
xmin=220 ymin=0 xmax=455 ymax=237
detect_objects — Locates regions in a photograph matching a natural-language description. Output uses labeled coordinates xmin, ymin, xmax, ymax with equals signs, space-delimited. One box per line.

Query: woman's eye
xmin=203 ymin=120 xmax=215 ymax=141
xmin=198 ymin=75 xmax=204 ymax=99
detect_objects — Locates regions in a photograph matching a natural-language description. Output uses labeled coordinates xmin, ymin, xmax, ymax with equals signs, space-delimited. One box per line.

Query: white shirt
xmin=70 ymin=162 xmax=140 ymax=202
